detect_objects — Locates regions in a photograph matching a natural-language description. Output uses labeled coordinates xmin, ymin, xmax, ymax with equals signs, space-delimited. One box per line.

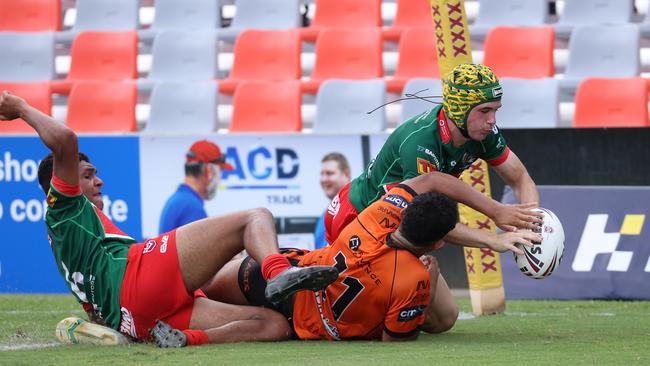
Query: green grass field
xmin=1 ymin=294 xmax=648 ymax=365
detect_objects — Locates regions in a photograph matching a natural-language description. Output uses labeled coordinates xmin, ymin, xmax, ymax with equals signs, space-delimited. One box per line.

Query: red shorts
xmin=119 ymin=230 xmax=205 ymax=340
xmin=324 ymin=182 xmax=359 ymax=244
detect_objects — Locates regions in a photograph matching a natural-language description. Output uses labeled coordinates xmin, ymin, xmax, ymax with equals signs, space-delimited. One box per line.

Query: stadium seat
xmin=51 ymin=31 xmax=138 ymax=95
xmin=0 ymin=82 xmax=51 ymax=134
xmin=66 ymin=81 xmax=137 ymax=133
xmin=0 ymin=32 xmax=55 ymax=81
xmin=386 ymin=27 xmax=440 ymax=94
xmin=383 ymin=0 xmax=432 ymax=41
xmin=219 ymin=0 xmax=301 ymax=42
xmin=301 ymin=0 xmax=382 ymax=42
xmin=302 ymin=28 xmax=384 ymax=94
xmin=138 ymin=0 xmax=220 ymax=42
xmin=574 ymin=77 xmax=648 ymax=128
xmin=400 ymin=78 xmax=442 ymax=122
xmin=146 ymin=82 xmax=219 ymax=133
xmin=555 ymin=0 xmax=634 ymax=38
xmin=230 ymin=81 xmax=302 ymax=132
xmin=142 ymin=30 xmax=219 ymax=90
xmin=498 ymin=78 xmax=559 ymax=128
xmin=314 ymin=79 xmax=386 ymax=133
xmin=561 ymin=24 xmax=640 ymax=93
xmin=219 ymin=29 xmax=301 ymax=94
xmin=483 ymin=26 xmax=554 ymax=79
xmin=470 ymin=0 xmax=548 ymax=39
xmin=0 ymin=0 xmax=61 ymax=31
xmin=57 ymin=0 xmax=139 ymax=43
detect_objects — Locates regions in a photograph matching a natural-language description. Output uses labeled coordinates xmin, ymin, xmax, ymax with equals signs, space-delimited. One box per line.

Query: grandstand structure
xmin=1 ymin=0 xmax=650 ymax=133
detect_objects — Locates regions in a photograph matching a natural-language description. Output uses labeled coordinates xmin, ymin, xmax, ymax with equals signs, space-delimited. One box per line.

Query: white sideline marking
xmin=0 ymin=343 xmax=59 ymax=352
xmin=506 ymin=312 xmax=616 ymax=317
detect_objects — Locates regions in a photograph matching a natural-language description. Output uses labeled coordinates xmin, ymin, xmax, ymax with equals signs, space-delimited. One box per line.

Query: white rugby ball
xmin=514 ymin=208 xmax=565 ymax=279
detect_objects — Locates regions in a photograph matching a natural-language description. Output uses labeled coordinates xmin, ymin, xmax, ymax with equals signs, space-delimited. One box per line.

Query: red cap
xmin=186 ymin=140 xmax=233 ymax=170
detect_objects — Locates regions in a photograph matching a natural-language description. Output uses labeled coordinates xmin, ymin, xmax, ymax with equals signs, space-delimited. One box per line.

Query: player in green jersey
xmin=325 ymin=64 xmax=540 ymax=244
xmin=0 ymin=91 xmax=338 ymax=347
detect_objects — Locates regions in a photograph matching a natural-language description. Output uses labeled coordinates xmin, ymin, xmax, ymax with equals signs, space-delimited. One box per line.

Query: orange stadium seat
xmin=383 ymin=0 xmax=432 ymax=41
xmin=67 ymin=81 xmax=137 ymax=132
xmin=219 ymin=29 xmax=302 ymax=94
xmin=574 ymin=77 xmax=649 ymax=128
xmin=301 ymin=0 xmax=381 ymax=42
xmin=386 ymin=27 xmax=440 ymax=94
xmin=483 ymin=26 xmax=555 ymax=79
xmin=0 ymin=0 xmax=61 ymax=31
xmin=0 ymin=82 xmax=51 ymax=134
xmin=230 ymin=81 xmax=302 ymax=132
xmin=51 ymin=31 xmax=138 ymax=95
xmin=302 ymin=28 xmax=384 ymax=94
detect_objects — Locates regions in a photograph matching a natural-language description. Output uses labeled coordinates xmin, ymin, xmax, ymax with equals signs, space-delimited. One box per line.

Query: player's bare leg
xmin=175 ymin=208 xmax=279 ymax=292
xmin=201 ymin=258 xmax=249 ymax=305
xmin=151 ymin=297 xmax=291 ymax=347
xmin=421 ymin=256 xmax=459 ymax=334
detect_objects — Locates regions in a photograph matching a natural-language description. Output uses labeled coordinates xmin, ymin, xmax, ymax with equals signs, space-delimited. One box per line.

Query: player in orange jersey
xmin=199 ymin=171 xmax=541 ymax=341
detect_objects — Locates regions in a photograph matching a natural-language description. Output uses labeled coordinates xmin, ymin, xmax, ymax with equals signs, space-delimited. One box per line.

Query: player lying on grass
xmin=156 ymin=171 xmax=542 ymax=343
xmin=0 ymin=91 xmax=338 ymax=346
xmin=325 ymin=63 xmax=542 ymax=244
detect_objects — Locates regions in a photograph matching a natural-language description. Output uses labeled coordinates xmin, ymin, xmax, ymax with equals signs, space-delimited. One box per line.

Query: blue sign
xmin=502 ymin=186 xmax=650 ymax=300
xmin=0 ymin=136 xmax=142 ymax=293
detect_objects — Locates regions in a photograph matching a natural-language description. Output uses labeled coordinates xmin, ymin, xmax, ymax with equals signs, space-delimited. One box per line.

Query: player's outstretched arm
xmin=0 ymin=91 xmax=79 ymax=186
xmin=444 ymin=224 xmax=541 ymax=255
xmin=403 ymin=171 xmax=542 ymax=231
xmin=492 ymin=150 xmax=539 ymax=204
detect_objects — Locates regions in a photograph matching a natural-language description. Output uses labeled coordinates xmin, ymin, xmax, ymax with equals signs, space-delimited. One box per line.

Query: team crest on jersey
xmin=383 ymin=194 xmax=409 ymax=209
xmin=462 ymin=153 xmax=477 ymax=165
xmin=416 ymin=158 xmax=436 ymax=174
xmin=143 ymin=239 xmax=157 ymax=254
xmin=348 ymin=235 xmax=361 ymax=251
xmin=46 ymin=189 xmax=58 ymax=207
xmin=397 ymin=305 xmax=427 ymax=322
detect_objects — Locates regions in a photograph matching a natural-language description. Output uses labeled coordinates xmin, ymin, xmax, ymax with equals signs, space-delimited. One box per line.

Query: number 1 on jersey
xmin=331 ymin=252 xmax=365 ymax=321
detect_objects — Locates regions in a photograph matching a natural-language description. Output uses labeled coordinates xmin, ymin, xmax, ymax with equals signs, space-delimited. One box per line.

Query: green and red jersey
xmin=348 ymin=105 xmax=510 ymax=212
xmin=45 ymin=176 xmax=136 ymax=330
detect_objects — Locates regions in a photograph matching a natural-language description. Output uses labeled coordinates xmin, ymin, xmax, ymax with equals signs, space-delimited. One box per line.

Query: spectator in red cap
xmin=159 ymin=140 xmax=234 ymax=234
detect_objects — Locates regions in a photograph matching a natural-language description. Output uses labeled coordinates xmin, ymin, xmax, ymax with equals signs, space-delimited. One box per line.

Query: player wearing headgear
xmin=324 ymin=63 xmax=540 ymax=245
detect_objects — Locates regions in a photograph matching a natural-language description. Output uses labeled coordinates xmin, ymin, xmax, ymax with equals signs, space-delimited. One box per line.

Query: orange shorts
xmin=119 ymin=230 xmax=205 ymax=340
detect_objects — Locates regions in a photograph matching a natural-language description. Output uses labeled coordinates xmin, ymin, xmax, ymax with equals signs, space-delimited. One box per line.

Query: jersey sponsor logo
xmin=416 ymin=279 xmax=430 ymax=291
xmin=327 ymin=193 xmax=341 ymax=216
xmin=383 ymin=194 xmax=409 ymax=209
xmin=314 ymin=291 xmax=341 ymax=340
xmin=143 ymin=239 xmax=157 ymax=254
xmin=398 ymin=305 xmax=426 ymax=322
xmin=160 ymin=235 xmax=169 ymax=254
xmin=437 ymin=114 xmax=452 ymax=144
xmin=349 ymin=235 xmax=361 ymax=251
xmin=119 ymin=307 xmax=137 ymax=338
xmin=379 ymin=217 xmax=397 ymax=230
xmin=416 ymin=158 xmax=437 ymax=174
xmin=46 ymin=189 xmax=57 ymax=207
xmin=417 ymin=145 xmax=440 ymax=168
xmin=377 ymin=205 xmax=400 ymax=220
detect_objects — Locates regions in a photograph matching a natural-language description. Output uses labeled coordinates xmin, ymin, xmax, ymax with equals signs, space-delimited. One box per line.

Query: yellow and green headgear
xmin=442 ymin=64 xmax=502 ymax=137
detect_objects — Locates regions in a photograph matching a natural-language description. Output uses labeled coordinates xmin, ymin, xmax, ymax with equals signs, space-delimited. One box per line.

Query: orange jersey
xmin=292 ymin=185 xmax=431 ymax=340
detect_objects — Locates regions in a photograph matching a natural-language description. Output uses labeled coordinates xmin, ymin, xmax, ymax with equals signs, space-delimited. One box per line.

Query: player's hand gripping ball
xmin=514 ymin=208 xmax=565 ymax=279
